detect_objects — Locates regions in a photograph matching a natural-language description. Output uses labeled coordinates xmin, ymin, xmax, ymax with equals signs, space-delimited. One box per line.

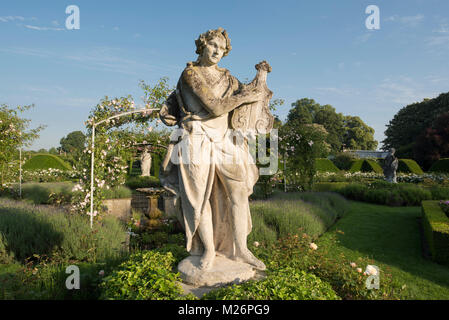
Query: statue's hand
xmin=240 ymin=85 xmax=263 ymax=104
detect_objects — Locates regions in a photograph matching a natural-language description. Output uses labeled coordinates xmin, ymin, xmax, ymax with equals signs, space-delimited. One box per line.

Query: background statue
xmin=140 ymin=147 xmax=152 ymax=177
xmin=159 ymin=27 xmax=271 ymax=273
xmin=383 ymin=148 xmax=398 ymax=183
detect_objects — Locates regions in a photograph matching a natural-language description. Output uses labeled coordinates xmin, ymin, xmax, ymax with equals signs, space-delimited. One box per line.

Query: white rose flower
xmin=365 ymin=265 xmax=378 ymax=276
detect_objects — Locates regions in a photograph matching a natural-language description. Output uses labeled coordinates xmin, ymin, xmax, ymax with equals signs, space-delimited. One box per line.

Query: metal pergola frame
xmin=89 ymin=108 xmax=159 ymax=228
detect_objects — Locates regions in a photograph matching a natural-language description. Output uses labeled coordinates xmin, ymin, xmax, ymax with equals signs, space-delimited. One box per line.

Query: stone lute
xmin=230 ymin=61 xmax=274 ymax=134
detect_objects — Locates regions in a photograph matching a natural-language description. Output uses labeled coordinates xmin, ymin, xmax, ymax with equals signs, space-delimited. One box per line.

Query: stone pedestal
xmin=178 ymin=255 xmax=256 ymax=287
xmin=163 ymin=193 xmax=181 ymax=218
xmin=136 ymin=187 xmax=165 ymax=229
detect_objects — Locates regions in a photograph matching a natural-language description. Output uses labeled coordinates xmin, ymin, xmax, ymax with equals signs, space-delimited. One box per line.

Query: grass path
xmin=317 ymin=201 xmax=449 ymax=299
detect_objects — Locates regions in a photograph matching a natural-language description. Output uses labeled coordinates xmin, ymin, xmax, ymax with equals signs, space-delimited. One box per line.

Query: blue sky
xmin=1 ymin=0 xmax=448 ymax=150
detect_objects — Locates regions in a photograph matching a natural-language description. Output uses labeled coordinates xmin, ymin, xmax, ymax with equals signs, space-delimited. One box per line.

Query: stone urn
xmin=136 ymin=187 xmax=165 ymax=229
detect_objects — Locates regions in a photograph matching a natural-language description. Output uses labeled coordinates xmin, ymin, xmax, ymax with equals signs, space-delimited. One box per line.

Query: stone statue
xmin=383 ymin=148 xmax=398 ymax=183
xmin=140 ymin=147 xmax=152 ymax=177
xmin=159 ymin=28 xmax=273 ymax=285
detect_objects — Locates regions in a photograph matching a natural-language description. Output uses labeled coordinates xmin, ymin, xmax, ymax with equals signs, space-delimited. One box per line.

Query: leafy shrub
xmin=337 ymin=183 xmax=432 ymax=206
xmin=249 ymin=192 xmax=348 ymax=246
xmin=312 ymin=182 xmax=349 ymax=192
xmin=0 ymin=257 xmax=125 ymax=300
xmin=332 ymin=152 xmax=358 ymax=171
xmin=20 ymin=182 xmax=74 ymax=204
xmin=100 ymin=250 xmax=194 ymax=300
xmin=349 ymin=159 xmax=383 ymax=174
xmin=102 ymin=185 xmax=132 ymax=199
xmin=398 ymin=159 xmax=424 ymax=174
xmin=430 ymin=186 xmax=449 ymax=200
xmin=125 ymin=176 xmax=161 ymax=189
xmin=203 ymin=267 xmax=340 ymax=300
xmin=0 ymin=198 xmax=127 ymax=263
xmin=23 ymin=154 xmax=72 ymax=171
xmin=430 ymin=158 xmax=449 ymax=173
xmin=315 ymin=158 xmax=340 ymax=173
xmin=440 ymin=200 xmax=449 ymax=216
xmin=154 ymin=244 xmax=189 ymax=264
xmin=210 ymin=234 xmax=403 ymax=300
xmin=422 ymin=201 xmax=449 ymax=265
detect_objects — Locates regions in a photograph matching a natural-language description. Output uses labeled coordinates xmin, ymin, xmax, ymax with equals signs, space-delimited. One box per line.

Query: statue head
xmin=390 ymin=148 xmax=396 ymax=155
xmin=195 ymin=28 xmax=232 ymax=66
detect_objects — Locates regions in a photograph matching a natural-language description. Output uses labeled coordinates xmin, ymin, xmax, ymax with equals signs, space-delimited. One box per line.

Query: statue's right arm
xmin=181 ymin=67 xmax=261 ymax=117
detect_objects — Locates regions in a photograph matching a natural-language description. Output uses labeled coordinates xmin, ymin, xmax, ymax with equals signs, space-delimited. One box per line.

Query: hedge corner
xmin=422 ymin=200 xmax=449 ymax=265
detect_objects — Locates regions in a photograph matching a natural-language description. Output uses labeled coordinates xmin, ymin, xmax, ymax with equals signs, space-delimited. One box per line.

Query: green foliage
xmin=332 ymin=152 xmax=359 ymax=170
xmin=22 ymin=168 xmax=75 ymax=183
xmin=23 ymin=154 xmax=72 ymax=171
xmin=414 ymin=112 xmax=449 ymax=170
xmin=0 ymin=104 xmax=45 ymax=185
xmin=209 ymin=233 xmax=402 ymax=300
xmin=430 ymin=158 xmax=449 ymax=173
xmin=21 ymin=182 xmax=74 ymax=205
xmin=100 ymin=250 xmax=193 ymax=300
xmin=398 ymin=159 xmax=424 ymax=174
xmin=422 ymin=201 xmax=449 ymax=265
xmin=102 ymin=185 xmax=133 ymax=199
xmin=249 ymin=192 xmax=349 ymax=245
xmin=71 ymin=78 xmax=171 ymax=217
xmin=349 ymin=159 xmax=383 ymax=173
xmin=430 ymin=187 xmax=449 ymax=200
xmin=60 ymin=131 xmax=86 ymax=154
xmin=203 ymin=267 xmax=340 ymax=300
xmin=315 ymin=158 xmax=340 ymax=173
xmin=0 ymin=198 xmax=127 ymax=263
xmin=280 ymin=121 xmax=330 ymax=191
xmin=343 ymin=115 xmax=378 ymax=150
xmin=337 ymin=182 xmax=432 ymax=206
xmin=312 ymin=182 xmax=349 ymax=192
xmin=125 ymin=175 xmax=161 ymax=189
xmin=287 ymin=98 xmax=377 ymax=153
xmin=383 ymin=92 xmax=449 ymax=152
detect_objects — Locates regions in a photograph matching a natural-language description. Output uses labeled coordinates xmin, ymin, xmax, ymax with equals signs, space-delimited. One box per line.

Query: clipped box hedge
xmin=422 ymin=201 xmax=449 ymax=265
xmin=430 ymin=158 xmax=449 ymax=173
xmin=349 ymin=159 xmax=383 ymax=173
xmin=398 ymin=159 xmax=424 ymax=174
xmin=23 ymin=154 xmax=72 ymax=171
xmin=315 ymin=158 xmax=340 ymax=173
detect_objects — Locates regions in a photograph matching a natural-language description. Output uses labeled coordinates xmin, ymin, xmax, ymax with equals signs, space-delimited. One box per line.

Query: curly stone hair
xmin=195 ymin=27 xmax=232 ymax=58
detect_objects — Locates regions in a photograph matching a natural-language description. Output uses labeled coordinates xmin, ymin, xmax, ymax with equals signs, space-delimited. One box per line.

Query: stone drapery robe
xmin=160 ymin=62 xmax=258 ymax=257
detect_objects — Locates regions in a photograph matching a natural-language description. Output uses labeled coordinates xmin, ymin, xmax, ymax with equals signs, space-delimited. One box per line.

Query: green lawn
xmin=317 ymin=201 xmax=449 ymax=299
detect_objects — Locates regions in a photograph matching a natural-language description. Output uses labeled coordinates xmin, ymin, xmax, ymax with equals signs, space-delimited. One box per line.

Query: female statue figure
xmin=140 ymin=146 xmax=152 ymax=177
xmin=159 ymin=28 xmax=268 ymax=271
xmin=383 ymin=148 xmax=398 ymax=183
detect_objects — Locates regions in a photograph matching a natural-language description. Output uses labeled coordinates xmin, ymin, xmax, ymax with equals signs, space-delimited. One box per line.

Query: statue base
xmin=178 ymin=255 xmax=256 ymax=287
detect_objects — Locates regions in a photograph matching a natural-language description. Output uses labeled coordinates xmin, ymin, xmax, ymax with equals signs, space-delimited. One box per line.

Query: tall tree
xmin=413 ymin=112 xmax=449 ymax=170
xmin=343 ymin=116 xmax=378 ymax=150
xmin=383 ymin=92 xmax=449 ymax=157
xmin=287 ymin=98 xmax=377 ymax=153
xmin=60 ymin=131 xmax=86 ymax=154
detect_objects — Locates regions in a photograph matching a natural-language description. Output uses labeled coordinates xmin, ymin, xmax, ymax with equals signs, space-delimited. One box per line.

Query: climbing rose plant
xmin=0 ymin=104 xmax=44 ymax=186
xmin=279 ymin=122 xmax=330 ymax=191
